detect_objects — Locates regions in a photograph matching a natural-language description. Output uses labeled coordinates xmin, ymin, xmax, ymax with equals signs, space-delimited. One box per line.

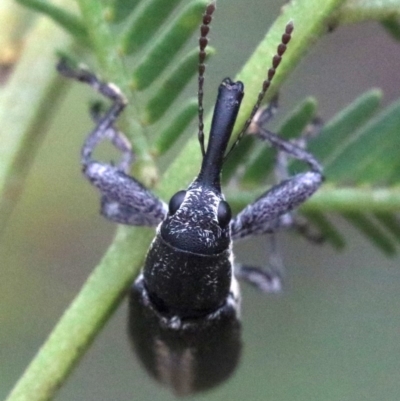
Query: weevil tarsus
xmin=87 ymin=101 xmax=134 ymax=173
xmin=56 ymin=60 xmax=167 ymax=226
xmin=57 ymin=60 xmax=129 ymax=168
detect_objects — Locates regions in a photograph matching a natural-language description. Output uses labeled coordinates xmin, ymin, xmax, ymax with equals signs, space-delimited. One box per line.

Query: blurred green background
xmin=2 ymin=0 xmax=400 ymax=400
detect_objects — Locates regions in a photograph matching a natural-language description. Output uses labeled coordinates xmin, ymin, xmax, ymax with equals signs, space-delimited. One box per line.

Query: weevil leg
xmin=85 ymin=162 xmax=167 ymax=226
xmin=230 ymin=109 xmax=324 ymax=289
xmin=57 ymin=59 xmax=167 ymax=226
xmin=230 ymin=167 xmax=323 ymax=240
xmin=231 ymin=108 xmax=324 ymax=240
xmin=271 ymin=115 xmax=325 ymax=243
xmin=86 ymin=102 xmax=134 ymax=173
xmin=235 ymin=234 xmax=283 ymax=293
xmin=273 ymin=115 xmax=324 ymax=183
xmin=235 ymin=264 xmax=282 ymax=293
xmin=277 ymin=212 xmax=325 ymax=244
xmin=57 ymin=60 xmax=129 ymax=167
xmin=250 ymin=94 xmax=279 ymax=129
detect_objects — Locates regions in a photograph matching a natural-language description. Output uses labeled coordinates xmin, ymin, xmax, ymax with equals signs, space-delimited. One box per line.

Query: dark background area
xmin=2 ymin=0 xmax=400 ymax=400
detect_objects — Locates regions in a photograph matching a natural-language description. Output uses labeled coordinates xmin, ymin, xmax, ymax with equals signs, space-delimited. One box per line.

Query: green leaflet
xmin=120 ymin=0 xmax=183 ymax=54
xmin=132 ymin=0 xmax=208 ymax=90
xmin=325 ymin=97 xmax=400 ymax=184
xmin=311 ymin=89 xmax=382 ymax=166
xmin=341 ymin=212 xmax=396 ymax=255
xmin=144 ymin=47 xmax=215 ymax=124
xmin=15 ymin=0 xmax=88 ymax=44
xmin=105 ymin=0 xmax=142 ymax=23
xmin=152 ymin=100 xmax=198 ymax=156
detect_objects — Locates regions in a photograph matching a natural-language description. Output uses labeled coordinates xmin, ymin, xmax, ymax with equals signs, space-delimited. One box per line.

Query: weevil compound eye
xmin=217 ymin=200 xmax=232 ymax=227
xmin=168 ymin=190 xmax=187 ymax=215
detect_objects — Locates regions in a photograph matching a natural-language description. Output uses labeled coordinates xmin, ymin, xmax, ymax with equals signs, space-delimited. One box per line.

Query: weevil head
xmin=160 ymin=181 xmax=232 ymax=255
xmin=160 ymin=78 xmax=244 ymax=255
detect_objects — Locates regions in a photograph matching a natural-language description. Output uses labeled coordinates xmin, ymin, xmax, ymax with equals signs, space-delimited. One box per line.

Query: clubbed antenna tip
xmin=198 ymin=1 xmax=216 ymax=157
xmin=225 ymin=21 xmax=294 ymax=158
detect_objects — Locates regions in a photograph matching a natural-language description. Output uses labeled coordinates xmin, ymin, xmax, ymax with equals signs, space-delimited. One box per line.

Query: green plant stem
xmin=336 ymin=0 xmax=400 ymax=24
xmin=0 ymin=1 xmax=73 ymax=232
xmin=5 ymin=226 xmax=154 ymax=401
xmin=228 ymin=187 xmax=400 ymax=214
xmin=5 ymin=0 xmax=347 ymax=400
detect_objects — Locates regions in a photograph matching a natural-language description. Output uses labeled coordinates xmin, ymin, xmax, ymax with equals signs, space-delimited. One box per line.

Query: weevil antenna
xmin=224 ymin=21 xmax=294 ymax=159
xmin=198 ymin=1 xmax=216 ymax=157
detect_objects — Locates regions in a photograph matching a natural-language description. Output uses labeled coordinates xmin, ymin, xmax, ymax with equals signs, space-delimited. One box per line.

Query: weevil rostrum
xmin=58 ymin=1 xmax=323 ymax=395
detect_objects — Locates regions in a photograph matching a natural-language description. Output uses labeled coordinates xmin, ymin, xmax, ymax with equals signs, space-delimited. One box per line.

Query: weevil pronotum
xmin=58 ymin=1 xmax=323 ymax=395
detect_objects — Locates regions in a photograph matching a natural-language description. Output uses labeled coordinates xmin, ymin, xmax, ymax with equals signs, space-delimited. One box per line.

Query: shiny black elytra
xmin=58 ymin=1 xmax=323 ymax=395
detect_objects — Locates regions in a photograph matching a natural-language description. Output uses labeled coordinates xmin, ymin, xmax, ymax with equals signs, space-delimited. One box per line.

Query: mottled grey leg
xmin=57 ymin=60 xmax=167 ymax=226
xmin=231 ymin=126 xmax=323 ymax=240
xmin=230 ymin=108 xmax=324 ymax=290
xmin=272 ymin=116 xmax=325 ymax=244
xmin=231 ymin=171 xmax=322 ymax=239
xmin=235 ymin=264 xmax=282 ymax=292
xmin=88 ymin=101 xmax=134 ymax=173
xmin=85 ymin=162 xmax=167 ymax=226
xmin=234 ymin=231 xmax=283 ymax=293
xmin=248 ymin=95 xmax=279 ymax=134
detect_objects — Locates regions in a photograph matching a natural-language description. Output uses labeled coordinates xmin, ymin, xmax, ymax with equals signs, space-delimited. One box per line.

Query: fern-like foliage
xmin=15 ymin=0 xmax=214 ymax=172
xmin=226 ymin=90 xmax=400 ymax=254
xmin=4 ymin=1 xmax=400 ymax=400
xmin=13 ymin=0 xmax=400 ymax=255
